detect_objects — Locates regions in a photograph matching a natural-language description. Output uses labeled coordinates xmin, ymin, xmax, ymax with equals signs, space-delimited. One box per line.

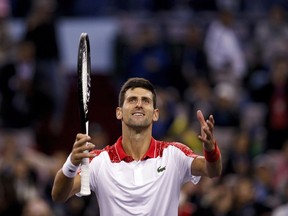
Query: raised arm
xmin=51 ymin=134 xmax=95 ymax=202
xmin=191 ymin=110 xmax=222 ymax=178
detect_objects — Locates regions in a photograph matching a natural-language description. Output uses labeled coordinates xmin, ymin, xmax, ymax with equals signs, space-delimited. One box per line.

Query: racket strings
xmin=80 ymin=41 xmax=91 ymax=116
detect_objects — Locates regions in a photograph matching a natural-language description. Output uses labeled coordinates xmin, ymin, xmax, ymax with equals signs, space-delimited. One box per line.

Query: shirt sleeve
xmin=172 ymin=142 xmax=201 ymax=185
xmin=184 ymin=156 xmax=201 ymax=184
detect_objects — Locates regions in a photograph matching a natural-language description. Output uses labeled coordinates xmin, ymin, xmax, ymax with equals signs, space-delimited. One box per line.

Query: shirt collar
xmin=115 ymin=136 xmax=156 ymax=162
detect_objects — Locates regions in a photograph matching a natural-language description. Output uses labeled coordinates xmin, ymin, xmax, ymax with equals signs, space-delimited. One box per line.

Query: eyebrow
xmin=126 ymin=96 xmax=152 ymax=101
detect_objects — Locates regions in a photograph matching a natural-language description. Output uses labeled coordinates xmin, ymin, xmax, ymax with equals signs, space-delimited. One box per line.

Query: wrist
xmin=204 ymin=141 xmax=220 ymax=163
xmin=62 ymin=154 xmax=79 ymax=178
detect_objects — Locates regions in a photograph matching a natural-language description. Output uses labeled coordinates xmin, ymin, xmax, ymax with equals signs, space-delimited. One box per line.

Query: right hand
xmin=70 ymin=133 xmax=96 ymax=166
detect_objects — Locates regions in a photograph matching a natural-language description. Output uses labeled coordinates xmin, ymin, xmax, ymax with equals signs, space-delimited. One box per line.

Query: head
xmin=118 ymin=77 xmax=157 ymax=108
xmin=218 ymin=9 xmax=234 ymax=27
xmin=116 ymin=77 xmax=159 ymax=130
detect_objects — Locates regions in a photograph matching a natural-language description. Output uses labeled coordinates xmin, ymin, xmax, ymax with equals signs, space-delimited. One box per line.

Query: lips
xmin=132 ymin=112 xmax=145 ymax=116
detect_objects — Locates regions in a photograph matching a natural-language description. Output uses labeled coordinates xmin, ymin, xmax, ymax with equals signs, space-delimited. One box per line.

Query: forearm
xmin=51 ymin=134 xmax=94 ymax=202
xmin=51 ymin=169 xmax=75 ymax=202
xmin=205 ymin=156 xmax=222 ymax=177
xmin=204 ymin=142 xmax=222 ymax=177
xmin=51 ymin=154 xmax=81 ymax=202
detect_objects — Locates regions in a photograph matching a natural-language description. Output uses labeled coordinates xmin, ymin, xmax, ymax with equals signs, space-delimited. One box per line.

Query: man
xmin=52 ymin=77 xmax=222 ymax=215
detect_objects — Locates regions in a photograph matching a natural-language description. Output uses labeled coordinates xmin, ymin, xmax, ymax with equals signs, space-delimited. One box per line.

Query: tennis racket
xmin=77 ymin=32 xmax=91 ymax=196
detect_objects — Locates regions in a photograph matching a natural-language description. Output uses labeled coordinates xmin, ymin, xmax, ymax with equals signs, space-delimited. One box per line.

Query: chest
xmin=101 ymin=156 xmax=174 ymax=188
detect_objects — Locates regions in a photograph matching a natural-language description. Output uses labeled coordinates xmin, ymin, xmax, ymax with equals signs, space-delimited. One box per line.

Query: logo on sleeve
xmin=157 ymin=166 xmax=166 ymax=173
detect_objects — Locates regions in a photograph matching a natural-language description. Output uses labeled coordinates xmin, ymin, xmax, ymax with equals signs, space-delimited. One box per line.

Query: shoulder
xmin=155 ymin=140 xmax=198 ymax=158
xmin=89 ymin=145 xmax=112 ymax=161
xmin=89 ymin=143 xmax=121 ymax=163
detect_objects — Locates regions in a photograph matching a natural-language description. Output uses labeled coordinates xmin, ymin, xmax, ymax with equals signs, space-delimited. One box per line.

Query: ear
xmin=152 ymin=109 xmax=159 ymax=122
xmin=116 ymin=107 xmax=122 ymax=120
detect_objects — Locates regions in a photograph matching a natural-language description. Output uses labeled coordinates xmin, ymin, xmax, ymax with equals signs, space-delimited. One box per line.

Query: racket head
xmin=77 ymin=33 xmax=91 ymax=134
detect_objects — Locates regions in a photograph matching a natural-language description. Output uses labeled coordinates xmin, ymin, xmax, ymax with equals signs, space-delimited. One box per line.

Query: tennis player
xmin=52 ymin=77 xmax=222 ymax=215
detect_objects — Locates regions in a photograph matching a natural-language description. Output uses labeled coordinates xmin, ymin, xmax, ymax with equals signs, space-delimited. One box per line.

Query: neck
xmin=122 ymin=127 xmax=152 ymax=161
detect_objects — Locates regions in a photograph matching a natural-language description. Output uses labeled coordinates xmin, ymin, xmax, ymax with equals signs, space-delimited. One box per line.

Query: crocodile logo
xmin=157 ymin=166 xmax=166 ymax=173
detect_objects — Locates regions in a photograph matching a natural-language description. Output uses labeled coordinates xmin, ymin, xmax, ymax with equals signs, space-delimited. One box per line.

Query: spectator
xmin=183 ymin=78 xmax=214 ymax=124
xmin=230 ymin=176 xmax=272 ymax=216
xmin=152 ymin=87 xmax=177 ymax=139
xmin=224 ymin=131 xmax=253 ymax=176
xmin=251 ymin=56 xmax=288 ymax=150
xmin=0 ymin=133 xmax=39 ymax=215
xmin=204 ymin=9 xmax=247 ymax=86
xmin=211 ymin=82 xmax=240 ymax=127
xmin=22 ymin=0 xmax=67 ymax=154
xmin=181 ymin=24 xmax=210 ymax=87
xmin=209 ymin=180 xmax=234 ymax=216
xmin=180 ymin=177 xmax=219 ymax=216
xmin=253 ymin=4 xmax=288 ymax=67
xmin=124 ymin=22 xmax=171 ymax=87
xmin=0 ymin=41 xmax=35 ymax=129
xmin=252 ymin=154 xmax=280 ymax=210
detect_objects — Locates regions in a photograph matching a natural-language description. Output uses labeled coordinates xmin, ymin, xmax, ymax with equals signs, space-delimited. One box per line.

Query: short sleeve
xmin=171 ymin=142 xmax=201 ymax=185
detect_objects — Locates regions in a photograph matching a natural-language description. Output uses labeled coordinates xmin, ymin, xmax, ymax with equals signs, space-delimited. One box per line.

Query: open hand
xmin=197 ymin=110 xmax=215 ymax=151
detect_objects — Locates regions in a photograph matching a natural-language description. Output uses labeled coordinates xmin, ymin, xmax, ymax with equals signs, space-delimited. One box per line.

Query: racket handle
xmin=79 ymin=150 xmax=91 ymax=196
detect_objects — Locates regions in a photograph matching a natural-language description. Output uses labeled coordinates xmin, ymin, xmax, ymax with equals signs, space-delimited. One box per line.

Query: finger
xmin=203 ymin=125 xmax=212 ymax=139
xmin=76 ymin=151 xmax=96 ymax=160
xmin=198 ymin=134 xmax=208 ymax=144
xmin=81 ymin=142 xmax=95 ymax=152
xmin=71 ymin=143 xmax=95 ymax=164
xmin=198 ymin=135 xmax=204 ymax=143
xmin=74 ymin=135 xmax=91 ymax=148
xmin=209 ymin=115 xmax=215 ymax=125
xmin=74 ymin=142 xmax=95 ymax=155
xmin=206 ymin=119 xmax=214 ymax=131
xmin=197 ymin=110 xmax=207 ymax=126
xmin=76 ymin=133 xmax=89 ymax=140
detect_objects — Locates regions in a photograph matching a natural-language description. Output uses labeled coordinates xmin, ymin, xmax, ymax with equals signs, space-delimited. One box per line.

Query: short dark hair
xmin=118 ymin=77 xmax=157 ymax=108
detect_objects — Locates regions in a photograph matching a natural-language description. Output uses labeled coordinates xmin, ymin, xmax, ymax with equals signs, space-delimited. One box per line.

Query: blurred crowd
xmin=0 ymin=0 xmax=288 ymax=215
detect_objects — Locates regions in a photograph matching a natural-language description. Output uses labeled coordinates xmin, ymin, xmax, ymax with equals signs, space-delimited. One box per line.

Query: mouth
xmin=132 ymin=112 xmax=145 ymax=117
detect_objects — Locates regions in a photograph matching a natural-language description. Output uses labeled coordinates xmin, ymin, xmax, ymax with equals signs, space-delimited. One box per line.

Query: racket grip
xmin=79 ymin=151 xmax=91 ymax=196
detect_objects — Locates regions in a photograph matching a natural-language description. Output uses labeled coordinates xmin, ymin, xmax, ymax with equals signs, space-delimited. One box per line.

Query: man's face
xmin=116 ymin=88 xmax=159 ymax=129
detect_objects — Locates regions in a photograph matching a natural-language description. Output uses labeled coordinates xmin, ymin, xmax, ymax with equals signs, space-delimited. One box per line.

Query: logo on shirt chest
xmin=157 ymin=166 xmax=166 ymax=173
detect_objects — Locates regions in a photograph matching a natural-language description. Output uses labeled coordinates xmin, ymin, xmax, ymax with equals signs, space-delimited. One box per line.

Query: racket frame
xmin=77 ymin=32 xmax=91 ymax=196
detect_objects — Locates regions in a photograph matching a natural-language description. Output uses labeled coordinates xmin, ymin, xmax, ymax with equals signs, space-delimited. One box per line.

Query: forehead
xmin=125 ymin=87 xmax=153 ymax=99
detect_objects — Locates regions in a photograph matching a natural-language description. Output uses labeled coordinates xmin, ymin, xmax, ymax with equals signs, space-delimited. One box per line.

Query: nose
xmin=135 ymin=99 xmax=142 ymax=107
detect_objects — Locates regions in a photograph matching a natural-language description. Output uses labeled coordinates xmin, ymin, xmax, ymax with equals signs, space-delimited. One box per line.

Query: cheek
xmin=120 ymin=108 xmax=130 ymax=120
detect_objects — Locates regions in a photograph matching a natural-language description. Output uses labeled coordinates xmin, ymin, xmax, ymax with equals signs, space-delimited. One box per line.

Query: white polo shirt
xmin=88 ymin=137 xmax=201 ymax=216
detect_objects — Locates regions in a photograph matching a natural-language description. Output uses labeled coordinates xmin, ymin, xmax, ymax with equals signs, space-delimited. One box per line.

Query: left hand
xmin=197 ymin=110 xmax=215 ymax=151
